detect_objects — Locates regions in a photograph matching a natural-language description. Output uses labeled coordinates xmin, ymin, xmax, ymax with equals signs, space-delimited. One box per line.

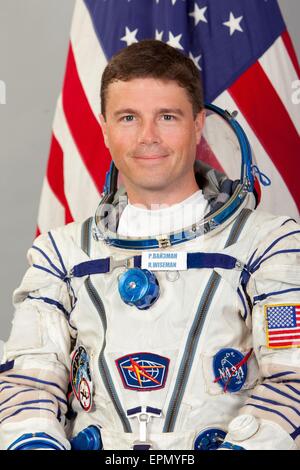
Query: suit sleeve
xmin=222 ymin=220 xmax=300 ymax=450
xmin=0 ymin=230 xmax=77 ymax=450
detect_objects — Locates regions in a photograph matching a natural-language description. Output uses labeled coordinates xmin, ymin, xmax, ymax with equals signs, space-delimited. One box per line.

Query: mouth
xmin=133 ymin=154 xmax=169 ymax=160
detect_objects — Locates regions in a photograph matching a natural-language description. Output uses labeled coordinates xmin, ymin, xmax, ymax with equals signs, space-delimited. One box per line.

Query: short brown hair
xmin=101 ymin=39 xmax=204 ymax=118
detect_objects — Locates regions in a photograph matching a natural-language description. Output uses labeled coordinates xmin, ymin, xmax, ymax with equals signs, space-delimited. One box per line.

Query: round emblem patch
xmin=194 ymin=428 xmax=226 ymax=450
xmin=71 ymin=346 xmax=93 ymax=411
xmin=213 ymin=348 xmax=247 ymax=393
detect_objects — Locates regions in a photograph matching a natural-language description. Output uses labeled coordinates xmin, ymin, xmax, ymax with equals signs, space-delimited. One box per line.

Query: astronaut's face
xmin=100 ymin=77 xmax=205 ymax=205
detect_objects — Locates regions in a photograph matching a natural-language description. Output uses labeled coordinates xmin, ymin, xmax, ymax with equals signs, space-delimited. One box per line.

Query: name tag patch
xmin=141 ymin=252 xmax=187 ymax=271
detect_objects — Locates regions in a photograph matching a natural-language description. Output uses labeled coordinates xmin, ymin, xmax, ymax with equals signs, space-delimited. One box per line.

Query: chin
xmin=138 ymin=181 xmax=170 ymax=192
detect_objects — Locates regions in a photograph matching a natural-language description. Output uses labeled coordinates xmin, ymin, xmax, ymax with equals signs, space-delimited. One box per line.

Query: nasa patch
xmin=116 ymin=352 xmax=169 ymax=391
xmin=213 ymin=348 xmax=249 ymax=393
xmin=71 ymin=345 xmax=93 ymax=411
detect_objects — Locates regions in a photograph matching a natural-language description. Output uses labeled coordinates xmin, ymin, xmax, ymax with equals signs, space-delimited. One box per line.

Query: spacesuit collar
xmin=93 ymin=161 xmax=255 ymax=250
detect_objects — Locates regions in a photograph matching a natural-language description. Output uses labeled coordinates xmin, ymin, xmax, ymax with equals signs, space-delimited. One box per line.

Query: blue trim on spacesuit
xmin=265 ymin=371 xmax=296 ymax=380
xmin=250 ymin=394 xmax=300 ymax=417
xmin=0 ymin=389 xmax=34 ymax=407
xmin=281 ymin=218 xmax=297 ymax=226
xmin=7 ymin=432 xmax=66 ymax=450
xmin=127 ymin=406 xmax=141 ymax=416
xmin=0 ymin=406 xmax=57 ymax=425
xmin=127 ymin=406 xmax=161 ymax=416
xmin=27 ymin=295 xmax=70 ymax=318
xmin=5 ymin=374 xmax=65 ymax=393
xmin=219 ymin=442 xmax=245 ymax=450
xmin=31 ymin=245 xmax=66 ymax=278
xmin=239 ymin=228 xmax=300 ymax=310
xmin=253 ymin=288 xmax=300 ymax=304
xmin=237 ymin=288 xmax=249 ymax=320
xmin=0 ymin=385 xmax=13 ymax=393
xmin=187 ymin=253 xmax=237 ymax=269
xmin=290 ymin=427 xmax=300 ymax=440
xmin=249 ymin=230 xmax=300 ymax=272
xmin=261 ymin=384 xmax=300 ymax=405
xmin=32 ymin=264 xmax=64 ymax=280
xmin=71 ymin=252 xmax=239 ymax=278
xmin=251 ymin=249 xmax=300 ymax=274
xmin=146 ymin=406 xmax=161 ymax=415
xmin=285 ymin=385 xmax=300 ymax=396
xmin=0 ymin=399 xmax=56 ymax=416
xmin=48 ymin=231 xmax=68 ymax=276
xmin=281 ymin=380 xmax=300 ymax=384
xmin=245 ymin=403 xmax=298 ymax=430
xmin=72 ymin=257 xmax=110 ymax=276
xmin=0 ymin=387 xmax=67 ymax=409
xmin=0 ymin=360 xmax=15 ymax=373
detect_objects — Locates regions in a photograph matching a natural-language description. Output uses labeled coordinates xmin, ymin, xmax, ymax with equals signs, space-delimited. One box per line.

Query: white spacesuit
xmin=0 ymin=106 xmax=300 ymax=451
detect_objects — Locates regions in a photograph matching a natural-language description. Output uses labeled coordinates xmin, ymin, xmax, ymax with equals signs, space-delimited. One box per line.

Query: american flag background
xmin=36 ymin=0 xmax=300 ymax=235
xmin=266 ymin=304 xmax=300 ymax=348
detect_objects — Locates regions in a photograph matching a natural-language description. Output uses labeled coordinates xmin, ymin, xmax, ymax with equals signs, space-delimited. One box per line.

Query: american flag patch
xmin=265 ymin=304 xmax=300 ymax=349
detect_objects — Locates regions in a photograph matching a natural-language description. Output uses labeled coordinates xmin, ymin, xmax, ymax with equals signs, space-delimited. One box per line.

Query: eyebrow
xmin=113 ymin=108 xmax=185 ymax=117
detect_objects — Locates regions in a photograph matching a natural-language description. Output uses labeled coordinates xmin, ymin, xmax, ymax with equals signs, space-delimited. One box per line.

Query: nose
xmin=138 ymin=119 xmax=161 ymax=145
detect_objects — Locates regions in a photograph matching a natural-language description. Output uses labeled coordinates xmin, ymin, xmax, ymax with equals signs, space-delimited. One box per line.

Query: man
xmin=0 ymin=40 xmax=300 ymax=451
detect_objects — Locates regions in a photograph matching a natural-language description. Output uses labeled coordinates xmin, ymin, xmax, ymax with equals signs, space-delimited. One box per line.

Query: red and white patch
xmin=79 ymin=377 xmax=92 ymax=412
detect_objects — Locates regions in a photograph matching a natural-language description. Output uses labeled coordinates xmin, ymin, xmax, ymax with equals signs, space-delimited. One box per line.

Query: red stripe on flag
xmin=270 ymin=328 xmax=300 ymax=336
xmin=282 ymin=30 xmax=300 ymax=77
xmin=269 ymin=342 xmax=300 ymax=347
xmin=47 ymin=134 xmax=74 ymax=224
xmin=229 ymin=60 xmax=300 ymax=210
xmin=270 ymin=335 xmax=300 ymax=341
xmin=62 ymin=43 xmax=111 ymax=193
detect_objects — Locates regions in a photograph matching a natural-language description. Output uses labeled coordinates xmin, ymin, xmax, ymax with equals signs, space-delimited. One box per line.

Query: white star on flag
xmin=189 ymin=52 xmax=202 ymax=70
xmin=121 ymin=26 xmax=139 ymax=46
xmin=155 ymin=30 xmax=164 ymax=41
xmin=189 ymin=4 xmax=208 ymax=26
xmin=167 ymin=31 xmax=184 ymax=50
xmin=223 ymin=12 xmax=244 ymax=36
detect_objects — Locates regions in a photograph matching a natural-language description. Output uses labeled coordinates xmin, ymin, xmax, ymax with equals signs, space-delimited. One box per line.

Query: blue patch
xmin=194 ymin=428 xmax=226 ymax=450
xmin=213 ymin=348 xmax=248 ymax=393
xmin=116 ymin=353 xmax=169 ymax=391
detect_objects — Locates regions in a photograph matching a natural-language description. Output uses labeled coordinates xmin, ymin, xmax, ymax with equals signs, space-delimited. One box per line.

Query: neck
xmin=126 ymin=180 xmax=200 ymax=209
xmin=124 ymin=175 xmax=199 ymax=209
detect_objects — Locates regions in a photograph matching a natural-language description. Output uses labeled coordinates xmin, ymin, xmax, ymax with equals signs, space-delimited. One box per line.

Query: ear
xmin=99 ymin=114 xmax=109 ymax=148
xmin=194 ymin=109 xmax=206 ymax=145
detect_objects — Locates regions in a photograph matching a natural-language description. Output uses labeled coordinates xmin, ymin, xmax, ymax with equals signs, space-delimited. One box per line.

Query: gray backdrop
xmin=0 ymin=0 xmax=299 ymax=344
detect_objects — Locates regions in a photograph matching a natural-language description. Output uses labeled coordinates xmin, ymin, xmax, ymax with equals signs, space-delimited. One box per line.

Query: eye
xmin=161 ymin=114 xmax=176 ymax=121
xmin=121 ymin=115 xmax=135 ymax=122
